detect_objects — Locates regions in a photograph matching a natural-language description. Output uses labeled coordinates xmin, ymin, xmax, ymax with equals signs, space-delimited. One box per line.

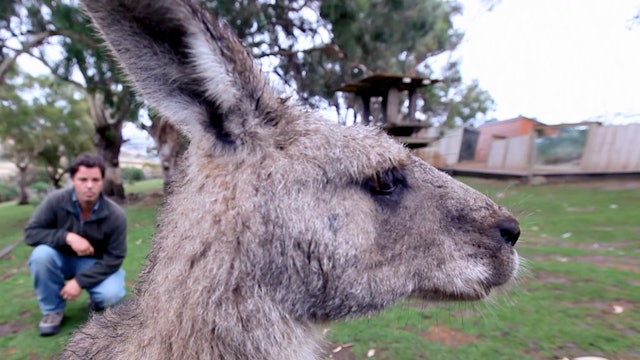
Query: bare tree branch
xmin=0 ymin=30 xmax=56 ymax=83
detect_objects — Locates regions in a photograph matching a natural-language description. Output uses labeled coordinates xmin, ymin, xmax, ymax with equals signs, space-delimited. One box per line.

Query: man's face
xmin=72 ymin=166 xmax=103 ymax=205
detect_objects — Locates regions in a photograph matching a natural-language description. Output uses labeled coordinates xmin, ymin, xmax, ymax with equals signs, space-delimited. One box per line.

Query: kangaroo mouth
xmin=410 ymin=286 xmax=491 ymax=302
xmin=410 ymin=278 xmax=497 ymax=302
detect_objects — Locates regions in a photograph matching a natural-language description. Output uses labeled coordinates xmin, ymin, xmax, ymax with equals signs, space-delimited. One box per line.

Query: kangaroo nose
xmin=497 ymin=218 xmax=520 ymax=246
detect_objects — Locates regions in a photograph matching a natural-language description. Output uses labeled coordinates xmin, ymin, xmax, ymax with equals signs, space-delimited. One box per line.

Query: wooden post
xmin=361 ymin=95 xmax=371 ymax=125
xmin=408 ymin=88 xmax=418 ymax=122
xmin=386 ymin=87 xmax=400 ymax=124
xmin=527 ymin=130 xmax=537 ymax=179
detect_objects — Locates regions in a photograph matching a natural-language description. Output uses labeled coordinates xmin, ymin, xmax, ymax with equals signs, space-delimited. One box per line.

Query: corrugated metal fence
xmin=581 ymin=124 xmax=640 ymax=171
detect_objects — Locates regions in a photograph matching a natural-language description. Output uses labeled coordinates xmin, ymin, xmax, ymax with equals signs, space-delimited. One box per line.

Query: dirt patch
xmin=326 ymin=343 xmax=357 ymax=360
xmin=550 ymin=179 xmax=640 ymax=191
xmin=0 ymin=320 xmax=30 ymax=338
xmin=419 ymin=324 xmax=478 ymax=347
xmin=577 ymin=255 xmax=640 ymax=272
xmin=569 ymin=240 xmax=640 ymax=252
xmin=529 ymin=270 xmax=572 ymax=284
xmin=398 ymin=298 xmax=439 ymax=313
xmin=523 ymin=237 xmax=639 ymax=252
xmin=561 ymin=300 xmax=635 ymax=317
xmin=616 ymin=351 xmax=640 ymax=360
xmin=528 ymin=254 xmax=640 ymax=273
xmin=565 ymin=206 xmax=596 ymax=213
xmin=560 ymin=300 xmax=639 ymax=338
xmin=0 ymin=266 xmax=23 ymax=281
xmin=126 ymin=192 xmax=164 ymax=207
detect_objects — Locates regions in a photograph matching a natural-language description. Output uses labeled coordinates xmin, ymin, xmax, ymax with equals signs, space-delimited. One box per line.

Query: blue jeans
xmin=28 ymin=244 xmax=126 ymax=314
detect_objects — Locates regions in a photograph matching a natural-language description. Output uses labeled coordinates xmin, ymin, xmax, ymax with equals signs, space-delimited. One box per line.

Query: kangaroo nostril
xmin=497 ymin=218 xmax=520 ymax=246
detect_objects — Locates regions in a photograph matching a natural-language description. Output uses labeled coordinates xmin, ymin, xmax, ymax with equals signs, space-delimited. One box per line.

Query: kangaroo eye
xmin=365 ymin=168 xmax=406 ymax=196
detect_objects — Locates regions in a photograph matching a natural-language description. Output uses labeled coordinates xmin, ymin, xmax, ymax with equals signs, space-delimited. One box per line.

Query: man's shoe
xmin=88 ymin=299 xmax=105 ymax=312
xmin=38 ymin=311 xmax=64 ymax=336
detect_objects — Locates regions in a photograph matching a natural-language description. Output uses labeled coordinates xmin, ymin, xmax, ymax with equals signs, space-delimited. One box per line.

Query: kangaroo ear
xmin=82 ymin=0 xmax=279 ymax=146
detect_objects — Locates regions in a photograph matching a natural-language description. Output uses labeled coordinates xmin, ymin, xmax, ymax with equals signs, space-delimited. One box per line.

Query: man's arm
xmin=23 ymin=191 xmax=69 ymax=249
xmin=75 ymin=207 xmax=127 ymax=289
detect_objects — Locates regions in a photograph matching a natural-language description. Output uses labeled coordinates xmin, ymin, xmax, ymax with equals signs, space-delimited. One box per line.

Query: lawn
xmin=1 ymin=177 xmax=639 ymax=360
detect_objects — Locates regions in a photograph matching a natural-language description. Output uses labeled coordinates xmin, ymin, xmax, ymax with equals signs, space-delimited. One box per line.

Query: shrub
xmin=0 ymin=182 xmax=18 ymax=203
xmin=121 ymin=167 xmax=146 ymax=184
xmin=32 ymin=169 xmax=51 ymax=184
xmin=29 ymin=181 xmax=51 ymax=194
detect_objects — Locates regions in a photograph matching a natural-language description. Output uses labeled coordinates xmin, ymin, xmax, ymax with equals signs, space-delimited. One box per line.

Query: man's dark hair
xmin=69 ymin=153 xmax=106 ymax=178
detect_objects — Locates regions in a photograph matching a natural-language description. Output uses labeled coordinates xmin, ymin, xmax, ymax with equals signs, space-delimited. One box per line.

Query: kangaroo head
xmin=80 ymin=0 xmax=519 ymax=345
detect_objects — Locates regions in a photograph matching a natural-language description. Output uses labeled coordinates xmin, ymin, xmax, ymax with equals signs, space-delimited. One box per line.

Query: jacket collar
xmin=70 ymin=188 xmax=108 ymax=220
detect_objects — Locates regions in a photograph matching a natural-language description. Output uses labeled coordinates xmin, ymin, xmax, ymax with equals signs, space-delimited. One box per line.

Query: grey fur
xmin=65 ymin=1 xmax=520 ymax=359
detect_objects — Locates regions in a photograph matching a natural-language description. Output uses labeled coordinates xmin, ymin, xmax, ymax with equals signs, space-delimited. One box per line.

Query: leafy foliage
xmin=120 ymin=167 xmax=146 ymax=184
xmin=0 ymin=72 xmax=94 ymax=191
xmin=181 ymin=0 xmax=493 ymax=125
xmin=2 ymin=0 xmax=498 ymax=196
xmin=441 ymin=80 xmax=496 ymax=127
xmin=1 ymin=0 xmax=141 ymax=199
xmin=0 ymin=181 xmax=18 ymax=202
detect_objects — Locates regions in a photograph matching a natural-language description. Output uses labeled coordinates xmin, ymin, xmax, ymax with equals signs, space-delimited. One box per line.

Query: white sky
xmin=453 ymin=0 xmax=640 ymax=125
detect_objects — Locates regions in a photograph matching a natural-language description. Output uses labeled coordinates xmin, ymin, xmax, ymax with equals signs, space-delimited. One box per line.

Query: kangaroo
xmin=65 ymin=1 xmax=520 ymax=359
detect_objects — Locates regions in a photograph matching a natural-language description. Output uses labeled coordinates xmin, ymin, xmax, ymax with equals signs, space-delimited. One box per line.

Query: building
xmin=474 ymin=115 xmax=545 ymax=162
xmin=445 ymin=119 xmax=640 ymax=178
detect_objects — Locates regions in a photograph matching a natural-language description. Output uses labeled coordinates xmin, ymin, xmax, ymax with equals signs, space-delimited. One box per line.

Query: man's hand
xmin=60 ymin=278 xmax=83 ymax=301
xmin=66 ymin=232 xmax=94 ymax=256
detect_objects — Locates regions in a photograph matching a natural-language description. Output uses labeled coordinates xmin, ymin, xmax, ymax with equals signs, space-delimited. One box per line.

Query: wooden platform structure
xmin=445 ymin=160 xmax=640 ymax=180
xmin=336 ymin=74 xmax=440 ymax=148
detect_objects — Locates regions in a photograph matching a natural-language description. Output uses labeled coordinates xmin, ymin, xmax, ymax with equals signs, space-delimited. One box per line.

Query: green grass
xmin=126 ymin=178 xmax=163 ymax=194
xmin=327 ymin=178 xmax=640 ymax=360
xmin=1 ymin=178 xmax=639 ymax=359
xmin=0 ymin=181 xmax=159 ymax=360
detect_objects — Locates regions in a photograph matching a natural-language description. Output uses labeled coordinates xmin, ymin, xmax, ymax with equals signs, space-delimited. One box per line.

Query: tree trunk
xmin=0 ymin=31 xmax=53 ymax=84
xmin=17 ymin=163 xmax=30 ymax=205
xmin=147 ymin=116 xmax=185 ymax=194
xmin=96 ymin=120 xmax=125 ymax=200
xmin=45 ymin=165 xmax=65 ymax=189
xmin=87 ymin=93 xmax=126 ymax=201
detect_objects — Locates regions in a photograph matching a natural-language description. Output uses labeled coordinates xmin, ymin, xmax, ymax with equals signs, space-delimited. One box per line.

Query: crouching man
xmin=24 ymin=153 xmax=127 ymax=336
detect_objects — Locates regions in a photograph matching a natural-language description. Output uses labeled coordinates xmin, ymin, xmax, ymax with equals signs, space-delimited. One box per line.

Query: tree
xmin=3 ymin=0 xmax=497 ymax=196
xmin=145 ymin=0 xmax=495 ymax=181
xmin=0 ymin=72 xmax=93 ymax=203
xmin=442 ymin=80 xmax=496 ymax=128
xmin=292 ymin=0 xmax=464 ymax=110
xmin=1 ymin=0 xmax=140 ymax=200
xmin=0 ymin=69 xmax=41 ymax=204
xmin=0 ymin=0 xmax=54 ymax=83
xmin=32 ymin=77 xmax=94 ymax=187
xmin=143 ymin=111 xmax=188 ymax=193
xmin=39 ymin=1 xmax=140 ymax=200
xmin=264 ymin=0 xmax=495 ymax=128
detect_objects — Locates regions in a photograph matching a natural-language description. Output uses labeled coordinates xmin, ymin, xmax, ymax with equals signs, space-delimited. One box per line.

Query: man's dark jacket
xmin=24 ymin=187 xmax=127 ymax=289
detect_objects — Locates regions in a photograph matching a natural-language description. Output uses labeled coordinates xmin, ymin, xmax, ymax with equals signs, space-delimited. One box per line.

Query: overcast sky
xmin=453 ymin=0 xmax=640 ymax=125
